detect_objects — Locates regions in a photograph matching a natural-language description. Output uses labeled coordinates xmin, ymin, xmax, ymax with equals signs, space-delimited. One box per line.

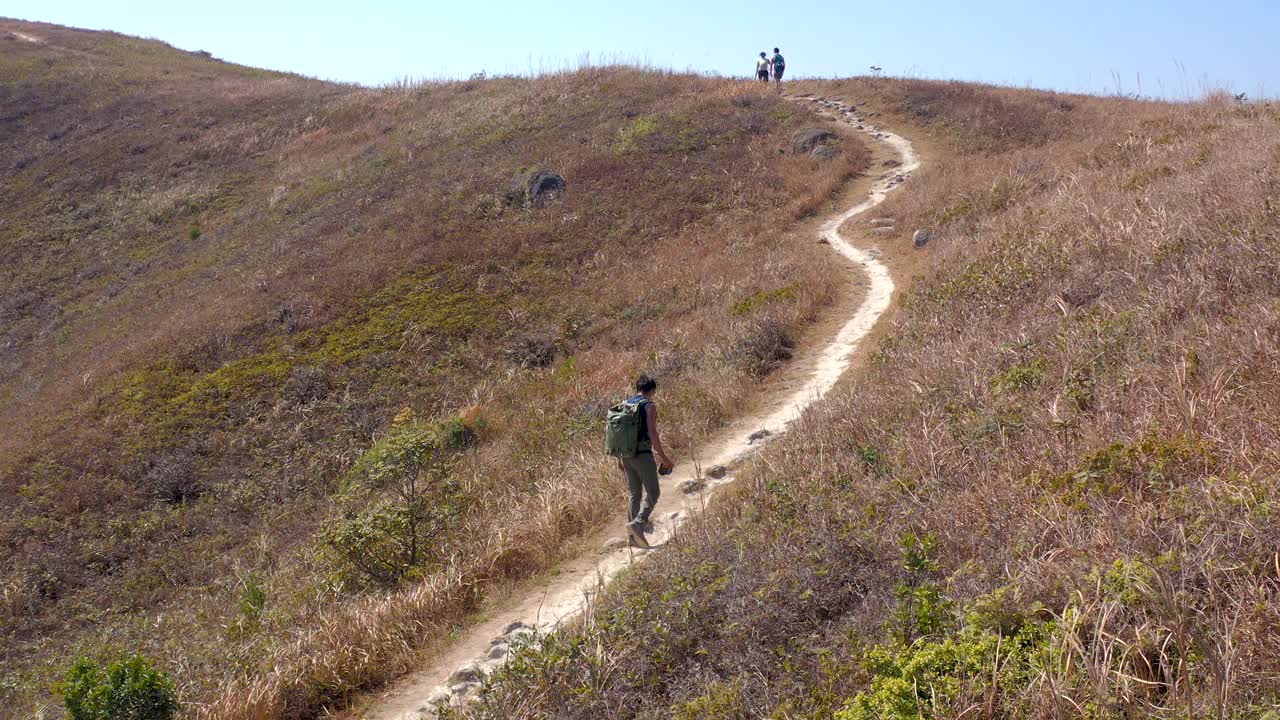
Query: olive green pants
xmin=622 ymin=452 xmax=660 ymax=528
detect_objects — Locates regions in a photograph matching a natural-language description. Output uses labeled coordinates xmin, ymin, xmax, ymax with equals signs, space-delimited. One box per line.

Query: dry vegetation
xmin=455 ymin=80 xmax=1280 ymax=718
xmin=0 ymin=20 xmax=872 ymax=718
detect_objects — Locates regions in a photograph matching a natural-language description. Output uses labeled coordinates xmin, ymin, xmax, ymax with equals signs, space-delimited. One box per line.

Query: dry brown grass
xmin=0 ymin=20 xmax=872 ymax=718
xmin=455 ymin=80 xmax=1280 ymax=718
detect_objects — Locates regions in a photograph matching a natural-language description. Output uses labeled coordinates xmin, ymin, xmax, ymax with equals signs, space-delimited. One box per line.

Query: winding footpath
xmin=358 ymin=96 xmax=921 ymax=720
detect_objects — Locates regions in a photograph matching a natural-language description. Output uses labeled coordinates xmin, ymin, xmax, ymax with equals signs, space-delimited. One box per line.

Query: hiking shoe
xmin=626 ymin=522 xmax=651 ymax=549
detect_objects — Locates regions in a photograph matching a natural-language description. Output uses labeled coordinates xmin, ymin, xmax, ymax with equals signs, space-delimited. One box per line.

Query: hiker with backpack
xmin=605 ymin=375 xmax=674 ymax=548
xmin=771 ymin=48 xmax=785 ymax=90
xmin=755 ymin=51 xmax=771 ymax=84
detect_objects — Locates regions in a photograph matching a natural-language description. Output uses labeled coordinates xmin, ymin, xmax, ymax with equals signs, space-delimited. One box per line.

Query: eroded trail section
xmin=359 ymin=97 xmax=920 ymax=720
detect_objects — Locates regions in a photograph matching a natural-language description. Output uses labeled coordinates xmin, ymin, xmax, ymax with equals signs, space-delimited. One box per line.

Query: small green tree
xmin=62 ymin=654 xmax=178 ymax=720
xmin=892 ymin=532 xmax=953 ymax=643
xmin=321 ymin=420 xmax=466 ymax=586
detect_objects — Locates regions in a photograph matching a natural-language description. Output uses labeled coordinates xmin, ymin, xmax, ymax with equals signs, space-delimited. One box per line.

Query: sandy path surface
xmin=355 ymin=96 xmax=921 ymax=719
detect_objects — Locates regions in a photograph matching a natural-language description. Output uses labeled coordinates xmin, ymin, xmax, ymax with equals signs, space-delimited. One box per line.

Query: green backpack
xmin=604 ymin=399 xmax=646 ymax=458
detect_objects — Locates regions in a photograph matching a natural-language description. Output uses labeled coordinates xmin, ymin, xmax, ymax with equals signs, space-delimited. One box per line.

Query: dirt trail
xmin=355 ymin=96 xmax=920 ymax=720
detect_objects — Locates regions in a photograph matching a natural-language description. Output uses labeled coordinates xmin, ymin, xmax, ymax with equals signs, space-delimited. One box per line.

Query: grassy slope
xmin=457 ymin=80 xmax=1280 ymax=718
xmin=0 ymin=20 xmax=872 ymax=717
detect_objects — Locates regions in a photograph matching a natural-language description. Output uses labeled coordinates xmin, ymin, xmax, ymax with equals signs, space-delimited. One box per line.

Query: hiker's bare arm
xmin=646 ymin=403 xmax=673 ymax=467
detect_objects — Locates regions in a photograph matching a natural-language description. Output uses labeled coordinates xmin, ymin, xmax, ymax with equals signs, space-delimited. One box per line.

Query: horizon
xmin=5 ymin=1 xmax=1280 ymax=100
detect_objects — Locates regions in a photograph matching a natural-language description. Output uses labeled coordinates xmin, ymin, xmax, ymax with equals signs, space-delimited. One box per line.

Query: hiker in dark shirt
xmin=617 ymin=375 xmax=674 ymax=548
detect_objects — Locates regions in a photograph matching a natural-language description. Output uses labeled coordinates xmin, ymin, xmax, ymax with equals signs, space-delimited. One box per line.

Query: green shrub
xmin=672 ymin=679 xmax=744 ymax=720
xmin=837 ymin=621 xmax=1054 ymax=720
xmin=990 ymin=358 xmax=1047 ymax=393
xmin=731 ymin=285 xmax=798 ymax=316
xmin=320 ymin=420 xmax=466 ymax=586
xmin=614 ymin=114 xmax=664 ymax=155
xmin=61 ymin=655 xmax=178 ymax=720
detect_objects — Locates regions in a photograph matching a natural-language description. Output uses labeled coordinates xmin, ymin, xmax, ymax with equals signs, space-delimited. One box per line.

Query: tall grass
xmin=454 ymin=80 xmax=1280 ymax=718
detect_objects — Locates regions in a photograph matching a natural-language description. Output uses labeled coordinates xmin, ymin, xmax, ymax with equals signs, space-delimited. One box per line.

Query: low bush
xmin=727 ymin=314 xmax=795 ymax=376
xmin=61 ymin=655 xmax=178 ymax=720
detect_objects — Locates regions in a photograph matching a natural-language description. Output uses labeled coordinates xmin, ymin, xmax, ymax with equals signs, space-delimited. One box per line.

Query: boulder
xmin=791 ymin=127 xmax=836 ymax=154
xmin=487 ymin=643 xmax=509 ymax=660
xmin=748 ymin=428 xmax=772 ymax=444
xmin=812 ymin=145 xmax=837 ymax=160
xmin=912 ymin=229 xmax=932 ymax=248
xmin=506 ymin=168 xmax=565 ymax=207
xmin=705 ymin=464 xmax=728 ymax=479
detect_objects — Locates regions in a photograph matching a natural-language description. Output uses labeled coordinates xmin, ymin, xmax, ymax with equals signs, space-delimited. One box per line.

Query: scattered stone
xmin=882 ymin=158 xmax=902 ymax=168
xmin=448 ymin=662 xmax=484 ymax=685
xmin=667 ymin=511 xmax=682 ymax=520
xmin=870 ymin=218 xmax=895 ymax=226
xmin=678 ymin=478 xmax=704 ymax=494
xmin=425 ymin=690 xmax=451 ymax=707
xmin=748 ymin=429 xmax=772 ymax=444
xmin=449 ymin=681 xmax=479 ymax=697
xmin=487 ymin=643 xmax=509 ymax=660
xmin=706 ymin=464 xmax=728 ymax=479
xmin=812 ymin=145 xmax=837 ymax=160
xmin=503 ymin=621 xmax=530 ymax=635
xmin=791 ymin=127 xmax=837 ymax=154
xmin=817 ymin=237 xmax=830 ymax=245
xmin=506 ymin=625 xmax=536 ymax=645
xmin=912 ymin=229 xmax=932 ymax=248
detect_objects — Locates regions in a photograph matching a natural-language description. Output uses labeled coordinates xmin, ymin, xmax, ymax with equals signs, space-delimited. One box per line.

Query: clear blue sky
xmin=7 ymin=0 xmax=1278 ymax=98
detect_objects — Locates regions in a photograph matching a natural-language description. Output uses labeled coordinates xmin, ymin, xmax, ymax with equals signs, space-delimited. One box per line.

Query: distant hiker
xmin=771 ymin=48 xmax=785 ymax=89
xmin=756 ymin=52 xmax=771 ymax=83
xmin=605 ymin=374 xmax=674 ymax=548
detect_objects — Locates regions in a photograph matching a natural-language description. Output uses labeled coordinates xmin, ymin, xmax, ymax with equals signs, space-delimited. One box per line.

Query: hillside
xmin=0 ymin=20 xmax=873 ymax=717
xmin=454 ymin=82 xmax=1280 ymax=717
